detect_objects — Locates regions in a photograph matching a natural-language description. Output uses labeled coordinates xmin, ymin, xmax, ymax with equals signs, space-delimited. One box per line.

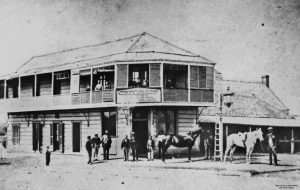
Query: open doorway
xmin=132 ymin=108 xmax=148 ymax=154
xmin=51 ymin=123 xmax=64 ymax=152
xmin=32 ymin=123 xmax=43 ymax=152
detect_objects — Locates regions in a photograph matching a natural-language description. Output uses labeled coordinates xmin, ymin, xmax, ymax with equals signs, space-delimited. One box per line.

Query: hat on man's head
xmin=268 ymin=127 xmax=273 ymax=131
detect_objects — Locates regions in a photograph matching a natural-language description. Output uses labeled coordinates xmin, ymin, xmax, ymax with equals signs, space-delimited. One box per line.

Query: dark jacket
xmin=92 ymin=137 xmax=101 ymax=146
xmin=130 ymin=138 xmax=137 ymax=149
xmin=85 ymin=140 xmax=92 ymax=152
xmin=121 ymin=138 xmax=130 ymax=149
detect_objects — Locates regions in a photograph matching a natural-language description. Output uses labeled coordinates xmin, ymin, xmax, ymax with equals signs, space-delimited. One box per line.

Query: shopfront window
xmin=102 ymin=111 xmax=116 ymax=136
xmin=156 ymin=109 xmax=176 ymax=135
xmin=164 ymin=64 xmax=187 ymax=89
xmin=129 ymin=64 xmax=149 ymax=88
xmin=12 ymin=123 xmax=20 ymax=145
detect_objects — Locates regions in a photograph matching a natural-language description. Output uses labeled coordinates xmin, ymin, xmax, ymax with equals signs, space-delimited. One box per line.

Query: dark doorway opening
xmin=72 ymin=122 xmax=81 ymax=152
xmin=51 ymin=123 xmax=65 ymax=153
xmin=32 ymin=123 xmax=43 ymax=152
xmin=132 ymin=108 xmax=148 ymax=155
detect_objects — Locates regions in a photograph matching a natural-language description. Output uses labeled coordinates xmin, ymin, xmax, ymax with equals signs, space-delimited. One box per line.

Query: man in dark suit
xmin=121 ymin=135 xmax=130 ymax=161
xmin=85 ymin=136 xmax=93 ymax=165
xmin=102 ymin=130 xmax=112 ymax=160
xmin=266 ymin=127 xmax=278 ymax=166
xmin=204 ymin=129 xmax=214 ymax=160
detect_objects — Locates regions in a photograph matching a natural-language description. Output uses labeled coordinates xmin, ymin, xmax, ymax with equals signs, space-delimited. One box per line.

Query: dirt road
xmin=0 ymin=153 xmax=299 ymax=190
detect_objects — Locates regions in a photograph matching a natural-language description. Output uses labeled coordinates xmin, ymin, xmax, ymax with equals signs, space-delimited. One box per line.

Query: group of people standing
xmin=121 ymin=133 xmax=156 ymax=162
xmin=85 ymin=130 xmax=112 ymax=165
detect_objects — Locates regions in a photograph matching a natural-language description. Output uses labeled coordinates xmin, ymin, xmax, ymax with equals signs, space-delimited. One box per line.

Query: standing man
xmin=92 ymin=134 xmax=101 ymax=159
xmin=85 ymin=136 xmax=93 ymax=165
xmin=147 ymin=135 xmax=155 ymax=161
xmin=203 ymin=129 xmax=214 ymax=160
xmin=102 ymin=130 xmax=112 ymax=160
xmin=121 ymin=135 xmax=130 ymax=161
xmin=45 ymin=146 xmax=51 ymax=166
xmin=266 ymin=127 xmax=278 ymax=166
xmin=130 ymin=132 xmax=138 ymax=161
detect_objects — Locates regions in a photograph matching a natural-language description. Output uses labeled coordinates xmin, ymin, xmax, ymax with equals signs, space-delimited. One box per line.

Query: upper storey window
xmin=164 ymin=64 xmax=187 ymax=89
xmin=92 ymin=66 xmax=114 ymax=91
xmin=0 ymin=80 xmax=4 ymax=99
xmin=129 ymin=64 xmax=149 ymax=88
xmin=53 ymin=71 xmax=70 ymax=95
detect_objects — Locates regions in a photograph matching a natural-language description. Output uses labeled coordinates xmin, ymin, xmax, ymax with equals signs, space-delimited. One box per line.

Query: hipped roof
xmin=9 ymin=32 xmax=214 ymax=77
xmin=202 ymin=74 xmax=290 ymax=120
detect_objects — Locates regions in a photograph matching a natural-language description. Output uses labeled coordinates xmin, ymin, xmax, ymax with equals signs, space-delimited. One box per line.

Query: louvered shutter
xmin=190 ymin=66 xmax=199 ymax=88
xmin=206 ymin=66 xmax=214 ymax=89
xmin=149 ymin=63 xmax=161 ymax=87
xmin=117 ymin=64 xmax=128 ymax=88
xmin=199 ymin=66 xmax=206 ymax=88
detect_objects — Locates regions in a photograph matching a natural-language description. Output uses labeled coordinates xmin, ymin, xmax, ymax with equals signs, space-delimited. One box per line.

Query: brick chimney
xmin=261 ymin=75 xmax=270 ymax=88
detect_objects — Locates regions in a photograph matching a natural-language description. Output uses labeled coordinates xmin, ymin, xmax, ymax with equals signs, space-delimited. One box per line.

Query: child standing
xmin=147 ymin=136 xmax=155 ymax=161
xmin=45 ymin=146 xmax=51 ymax=166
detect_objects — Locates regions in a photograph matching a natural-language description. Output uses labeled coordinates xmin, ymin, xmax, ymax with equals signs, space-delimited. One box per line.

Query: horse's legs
xmin=248 ymin=147 xmax=254 ymax=164
xmin=223 ymin=146 xmax=231 ymax=163
xmin=188 ymin=146 xmax=192 ymax=162
xmin=229 ymin=146 xmax=236 ymax=163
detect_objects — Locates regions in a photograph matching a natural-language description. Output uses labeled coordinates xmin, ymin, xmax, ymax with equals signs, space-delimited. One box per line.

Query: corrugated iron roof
xmin=15 ymin=32 xmax=214 ymax=75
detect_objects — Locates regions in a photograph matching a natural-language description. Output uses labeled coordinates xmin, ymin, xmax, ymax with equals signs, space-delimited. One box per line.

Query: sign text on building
xmin=117 ymin=88 xmax=161 ymax=104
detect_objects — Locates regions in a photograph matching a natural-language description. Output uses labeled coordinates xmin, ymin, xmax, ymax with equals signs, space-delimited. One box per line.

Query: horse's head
xmin=256 ymin=128 xmax=264 ymax=142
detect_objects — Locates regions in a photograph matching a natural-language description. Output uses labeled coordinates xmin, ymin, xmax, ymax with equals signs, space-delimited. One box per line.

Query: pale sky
xmin=0 ymin=0 xmax=299 ymax=114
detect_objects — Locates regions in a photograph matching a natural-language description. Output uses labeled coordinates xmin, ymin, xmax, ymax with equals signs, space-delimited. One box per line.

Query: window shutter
xmin=190 ymin=66 xmax=199 ymax=88
xmin=199 ymin=66 xmax=206 ymax=88
xmin=149 ymin=63 xmax=161 ymax=87
xmin=117 ymin=64 xmax=128 ymax=88
xmin=206 ymin=66 xmax=214 ymax=89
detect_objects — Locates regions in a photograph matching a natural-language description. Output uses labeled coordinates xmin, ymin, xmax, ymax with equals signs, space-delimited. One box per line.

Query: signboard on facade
xmin=117 ymin=88 xmax=161 ymax=104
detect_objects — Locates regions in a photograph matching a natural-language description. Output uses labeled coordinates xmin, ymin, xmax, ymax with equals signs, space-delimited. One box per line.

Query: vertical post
xmin=225 ymin=125 xmax=228 ymax=138
xmin=187 ymin=65 xmax=190 ymax=102
xmin=18 ymin=76 xmax=21 ymax=98
xmin=34 ymin=74 xmax=37 ymax=97
xmin=160 ymin=63 xmax=164 ymax=102
xmin=114 ymin=65 xmax=117 ymax=103
xmin=219 ymin=94 xmax=224 ymax=161
xmin=51 ymin=72 xmax=54 ymax=95
xmin=90 ymin=67 xmax=93 ymax=104
xmin=249 ymin=126 xmax=252 ymax=132
xmin=4 ymin=80 xmax=6 ymax=99
xmin=291 ymin=128 xmax=294 ymax=154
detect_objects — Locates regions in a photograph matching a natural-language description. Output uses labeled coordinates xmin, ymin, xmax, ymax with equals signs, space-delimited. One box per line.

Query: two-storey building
xmin=0 ymin=32 xmax=215 ymax=155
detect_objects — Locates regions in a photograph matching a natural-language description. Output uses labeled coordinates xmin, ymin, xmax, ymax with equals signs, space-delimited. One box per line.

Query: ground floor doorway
xmin=51 ymin=123 xmax=65 ymax=152
xmin=72 ymin=122 xmax=81 ymax=152
xmin=32 ymin=123 xmax=43 ymax=152
xmin=132 ymin=108 xmax=148 ymax=154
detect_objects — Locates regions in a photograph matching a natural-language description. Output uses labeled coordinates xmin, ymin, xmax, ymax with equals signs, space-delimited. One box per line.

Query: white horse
xmin=223 ymin=128 xmax=264 ymax=164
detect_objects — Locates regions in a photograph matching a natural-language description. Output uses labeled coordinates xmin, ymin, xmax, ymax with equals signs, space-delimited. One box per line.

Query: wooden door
xmin=58 ymin=123 xmax=65 ymax=153
xmin=33 ymin=123 xmax=43 ymax=152
xmin=72 ymin=122 xmax=81 ymax=152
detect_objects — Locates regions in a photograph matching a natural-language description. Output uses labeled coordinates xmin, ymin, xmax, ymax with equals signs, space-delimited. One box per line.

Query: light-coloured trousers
xmin=147 ymin=147 xmax=154 ymax=160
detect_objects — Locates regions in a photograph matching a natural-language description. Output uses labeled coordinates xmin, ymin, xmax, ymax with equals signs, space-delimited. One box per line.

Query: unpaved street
xmin=1 ymin=153 xmax=300 ymax=190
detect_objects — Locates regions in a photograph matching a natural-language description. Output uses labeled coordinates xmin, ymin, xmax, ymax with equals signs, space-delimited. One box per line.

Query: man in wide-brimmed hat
xmin=265 ymin=127 xmax=278 ymax=166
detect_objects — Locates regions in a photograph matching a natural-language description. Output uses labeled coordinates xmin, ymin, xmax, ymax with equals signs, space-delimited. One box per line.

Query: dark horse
xmin=161 ymin=127 xmax=203 ymax=162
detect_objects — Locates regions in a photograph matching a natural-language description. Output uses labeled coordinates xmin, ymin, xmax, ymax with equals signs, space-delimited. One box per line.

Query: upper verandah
xmin=7 ymin=32 xmax=215 ymax=78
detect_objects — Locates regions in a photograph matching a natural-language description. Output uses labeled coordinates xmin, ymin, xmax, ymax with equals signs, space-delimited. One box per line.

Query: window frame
xmin=156 ymin=109 xmax=177 ymax=135
xmin=164 ymin=64 xmax=188 ymax=89
xmin=128 ymin=64 xmax=149 ymax=88
xmin=101 ymin=110 xmax=117 ymax=137
xmin=12 ymin=123 xmax=20 ymax=145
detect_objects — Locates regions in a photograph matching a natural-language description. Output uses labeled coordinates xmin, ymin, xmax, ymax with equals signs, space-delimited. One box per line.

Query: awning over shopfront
xmin=199 ymin=116 xmax=300 ymax=127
